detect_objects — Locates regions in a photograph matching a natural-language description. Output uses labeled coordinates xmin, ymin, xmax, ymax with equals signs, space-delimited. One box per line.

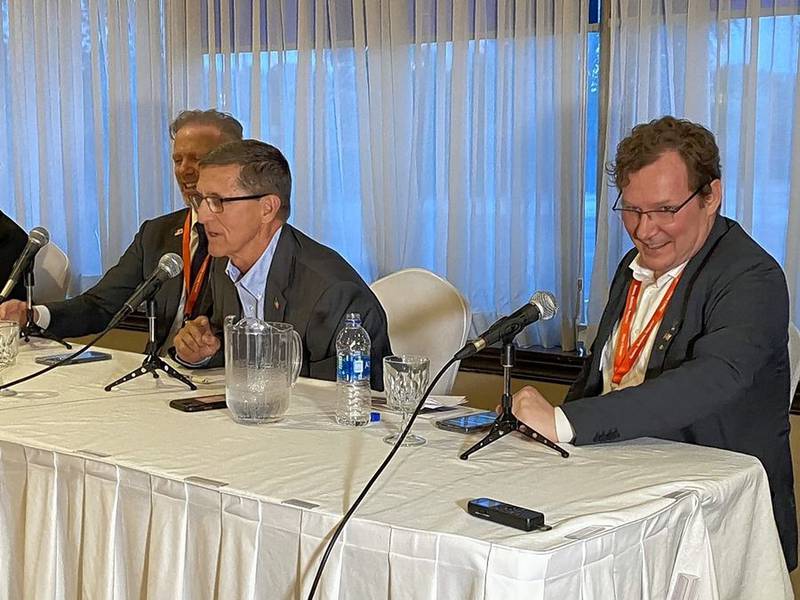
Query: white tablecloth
xmin=0 ymin=343 xmax=792 ymax=599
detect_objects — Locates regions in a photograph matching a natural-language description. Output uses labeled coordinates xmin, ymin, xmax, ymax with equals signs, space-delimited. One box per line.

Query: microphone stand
xmin=104 ymin=298 xmax=196 ymax=392
xmin=20 ymin=263 xmax=72 ymax=349
xmin=460 ymin=334 xmax=569 ymax=460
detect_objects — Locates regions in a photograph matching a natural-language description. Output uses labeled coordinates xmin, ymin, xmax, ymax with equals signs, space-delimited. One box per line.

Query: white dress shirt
xmin=554 ymin=255 xmax=688 ymax=443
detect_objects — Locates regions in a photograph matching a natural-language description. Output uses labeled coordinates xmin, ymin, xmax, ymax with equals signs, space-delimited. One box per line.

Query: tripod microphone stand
xmin=104 ymin=299 xmax=196 ymax=392
xmin=20 ymin=263 xmax=72 ymax=349
xmin=460 ymin=334 xmax=569 ymax=460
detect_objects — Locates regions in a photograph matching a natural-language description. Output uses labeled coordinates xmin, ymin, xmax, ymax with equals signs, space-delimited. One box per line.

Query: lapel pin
xmin=274 ymin=298 xmax=280 ymax=310
xmin=174 ymin=228 xmax=183 ymax=236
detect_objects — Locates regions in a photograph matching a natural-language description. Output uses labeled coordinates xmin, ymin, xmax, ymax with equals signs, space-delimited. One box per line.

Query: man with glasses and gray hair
xmin=0 ymin=109 xmax=242 ymax=350
xmin=508 ymin=115 xmax=797 ymax=569
xmin=172 ymin=139 xmax=391 ymax=390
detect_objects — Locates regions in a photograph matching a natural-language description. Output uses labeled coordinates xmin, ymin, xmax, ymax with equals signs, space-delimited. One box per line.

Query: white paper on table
xmin=371 ymin=390 xmax=467 ymax=410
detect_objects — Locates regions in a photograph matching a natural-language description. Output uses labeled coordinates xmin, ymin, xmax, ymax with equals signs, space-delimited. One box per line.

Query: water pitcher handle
xmin=289 ymin=330 xmax=302 ymax=386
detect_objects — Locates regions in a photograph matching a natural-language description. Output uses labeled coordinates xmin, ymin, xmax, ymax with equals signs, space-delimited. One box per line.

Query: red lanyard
xmin=181 ymin=211 xmax=210 ymax=319
xmin=611 ymin=274 xmax=682 ymax=385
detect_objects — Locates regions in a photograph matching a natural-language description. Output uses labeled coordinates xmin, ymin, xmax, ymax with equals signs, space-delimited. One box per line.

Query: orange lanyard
xmin=611 ymin=274 xmax=682 ymax=385
xmin=181 ymin=211 xmax=210 ymax=319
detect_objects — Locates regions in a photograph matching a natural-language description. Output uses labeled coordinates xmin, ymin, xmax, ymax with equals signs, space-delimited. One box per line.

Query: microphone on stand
xmin=119 ymin=252 xmax=183 ymax=317
xmin=0 ymin=252 xmax=185 ymax=393
xmin=0 ymin=227 xmax=49 ymax=303
xmin=454 ymin=291 xmax=558 ymax=359
xmin=104 ymin=252 xmax=195 ymax=392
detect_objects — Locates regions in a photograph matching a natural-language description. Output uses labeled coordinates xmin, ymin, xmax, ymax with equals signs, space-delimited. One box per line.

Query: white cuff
xmin=35 ymin=305 xmax=50 ymax=329
xmin=173 ymin=352 xmax=212 ymax=368
xmin=554 ymin=407 xmax=575 ymax=443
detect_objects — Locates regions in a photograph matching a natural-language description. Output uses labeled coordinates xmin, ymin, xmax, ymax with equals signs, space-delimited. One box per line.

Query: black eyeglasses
xmin=612 ymin=183 xmax=711 ymax=225
xmin=187 ymin=191 xmax=267 ymax=214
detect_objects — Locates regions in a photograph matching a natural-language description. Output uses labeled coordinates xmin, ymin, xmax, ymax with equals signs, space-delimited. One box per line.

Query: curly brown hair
xmin=607 ymin=116 xmax=721 ymax=196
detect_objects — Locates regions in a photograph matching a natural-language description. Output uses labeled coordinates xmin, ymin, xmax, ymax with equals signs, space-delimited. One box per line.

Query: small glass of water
xmin=383 ymin=355 xmax=430 ymax=447
xmin=0 ymin=320 xmax=20 ymax=395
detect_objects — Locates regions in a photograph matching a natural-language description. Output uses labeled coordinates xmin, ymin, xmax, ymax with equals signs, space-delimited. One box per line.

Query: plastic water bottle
xmin=335 ymin=313 xmax=372 ymax=427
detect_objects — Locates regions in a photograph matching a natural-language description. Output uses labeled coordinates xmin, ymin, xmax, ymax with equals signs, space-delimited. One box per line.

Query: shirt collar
xmin=629 ymin=254 xmax=688 ymax=288
xmin=225 ymin=226 xmax=284 ymax=296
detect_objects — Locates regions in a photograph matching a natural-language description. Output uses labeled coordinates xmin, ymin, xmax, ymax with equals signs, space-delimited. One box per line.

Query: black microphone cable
xmin=0 ymin=252 xmax=183 ymax=392
xmin=306 ymin=356 xmax=458 ymax=600
xmin=0 ymin=308 xmax=131 ymax=393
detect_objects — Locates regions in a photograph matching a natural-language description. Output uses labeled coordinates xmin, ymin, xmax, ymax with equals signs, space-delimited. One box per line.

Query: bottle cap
xmin=344 ymin=312 xmax=362 ymax=325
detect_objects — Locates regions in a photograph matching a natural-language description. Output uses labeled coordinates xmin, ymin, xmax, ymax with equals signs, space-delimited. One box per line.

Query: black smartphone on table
xmin=435 ymin=411 xmax=497 ymax=433
xmin=34 ymin=350 xmax=112 ymax=366
xmin=467 ymin=497 xmax=545 ymax=531
xmin=169 ymin=394 xmax=227 ymax=412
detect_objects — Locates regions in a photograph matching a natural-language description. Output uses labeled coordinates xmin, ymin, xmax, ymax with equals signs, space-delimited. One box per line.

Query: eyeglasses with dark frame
xmin=186 ymin=191 xmax=268 ymax=214
xmin=612 ymin=182 xmax=711 ymax=225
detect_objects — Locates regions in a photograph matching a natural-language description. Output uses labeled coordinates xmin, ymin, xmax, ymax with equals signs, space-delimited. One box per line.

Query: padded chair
xmin=789 ymin=322 xmax=800 ymax=410
xmin=370 ymin=268 xmax=470 ymax=395
xmin=32 ymin=242 xmax=70 ymax=303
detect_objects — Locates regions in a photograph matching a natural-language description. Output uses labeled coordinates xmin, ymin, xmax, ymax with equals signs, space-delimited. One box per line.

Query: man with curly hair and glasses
xmin=510 ymin=115 xmax=797 ymax=569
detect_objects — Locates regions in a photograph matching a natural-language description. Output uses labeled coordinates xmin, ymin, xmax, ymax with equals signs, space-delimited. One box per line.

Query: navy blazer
xmin=200 ymin=224 xmax=392 ymax=391
xmin=44 ymin=208 xmax=209 ymax=349
xmin=564 ymin=215 xmax=797 ymax=569
xmin=0 ymin=210 xmax=27 ymax=302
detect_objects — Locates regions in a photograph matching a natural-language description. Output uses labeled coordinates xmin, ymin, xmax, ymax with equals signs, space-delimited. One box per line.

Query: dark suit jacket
xmin=200 ymin=224 xmax=392 ymax=390
xmin=45 ymin=208 xmax=209 ymax=349
xmin=563 ymin=215 xmax=797 ymax=569
xmin=0 ymin=210 xmax=28 ymax=301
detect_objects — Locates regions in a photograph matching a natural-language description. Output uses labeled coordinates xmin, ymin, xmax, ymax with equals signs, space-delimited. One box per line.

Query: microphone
xmin=0 ymin=226 xmax=49 ymax=302
xmin=454 ymin=291 xmax=558 ymax=359
xmin=121 ymin=252 xmax=183 ymax=315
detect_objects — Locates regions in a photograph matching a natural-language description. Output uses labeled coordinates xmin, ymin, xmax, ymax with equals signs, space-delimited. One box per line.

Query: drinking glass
xmin=0 ymin=320 xmax=20 ymax=395
xmin=383 ymin=355 xmax=430 ymax=447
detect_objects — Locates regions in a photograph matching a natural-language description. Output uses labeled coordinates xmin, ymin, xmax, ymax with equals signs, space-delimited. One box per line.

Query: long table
xmin=0 ymin=341 xmax=792 ymax=599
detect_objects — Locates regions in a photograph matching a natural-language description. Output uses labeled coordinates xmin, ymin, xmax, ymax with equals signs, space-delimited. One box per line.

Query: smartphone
xmin=435 ymin=411 xmax=497 ymax=433
xmin=169 ymin=394 xmax=227 ymax=412
xmin=34 ymin=350 xmax=112 ymax=366
xmin=467 ymin=497 xmax=545 ymax=531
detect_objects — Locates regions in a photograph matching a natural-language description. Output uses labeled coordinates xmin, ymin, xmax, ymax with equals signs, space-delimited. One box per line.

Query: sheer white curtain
xmin=589 ymin=0 xmax=800 ymax=325
xmin=0 ymin=0 xmax=177 ymax=291
xmin=0 ymin=0 xmax=590 ymax=348
xmin=181 ymin=0 xmax=590 ymax=348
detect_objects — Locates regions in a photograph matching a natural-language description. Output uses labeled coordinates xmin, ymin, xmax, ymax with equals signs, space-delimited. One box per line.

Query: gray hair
xmin=200 ymin=139 xmax=292 ymax=220
xmin=169 ymin=109 xmax=244 ymax=142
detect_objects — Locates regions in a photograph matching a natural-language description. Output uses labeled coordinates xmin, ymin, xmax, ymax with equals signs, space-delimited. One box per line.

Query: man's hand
xmin=174 ymin=316 xmax=221 ymax=364
xmin=0 ymin=300 xmax=31 ymax=326
xmin=505 ymin=385 xmax=558 ymax=443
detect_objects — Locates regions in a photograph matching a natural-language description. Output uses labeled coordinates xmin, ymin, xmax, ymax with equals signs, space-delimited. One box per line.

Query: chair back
xmin=371 ymin=268 xmax=470 ymax=395
xmin=789 ymin=322 xmax=800 ymax=410
xmin=33 ymin=242 xmax=70 ymax=303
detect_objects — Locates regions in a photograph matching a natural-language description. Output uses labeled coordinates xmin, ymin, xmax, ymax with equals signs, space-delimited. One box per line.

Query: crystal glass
xmin=383 ymin=355 xmax=430 ymax=447
xmin=0 ymin=320 xmax=20 ymax=395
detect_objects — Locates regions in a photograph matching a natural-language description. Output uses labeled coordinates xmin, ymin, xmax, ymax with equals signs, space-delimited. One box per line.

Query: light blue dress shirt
xmin=225 ymin=226 xmax=283 ymax=319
